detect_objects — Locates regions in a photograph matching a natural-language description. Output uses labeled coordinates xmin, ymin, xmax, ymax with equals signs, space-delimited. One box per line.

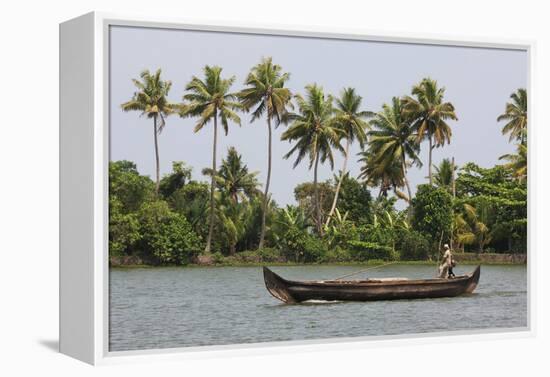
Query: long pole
xmin=450 ymin=157 xmax=456 ymax=251
xmin=451 ymin=157 xmax=456 ymax=198
xmin=333 ymin=262 xmax=396 ymax=280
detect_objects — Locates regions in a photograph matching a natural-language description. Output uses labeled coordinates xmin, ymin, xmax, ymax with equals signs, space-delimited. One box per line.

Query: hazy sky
xmin=110 ymin=26 xmax=527 ymax=207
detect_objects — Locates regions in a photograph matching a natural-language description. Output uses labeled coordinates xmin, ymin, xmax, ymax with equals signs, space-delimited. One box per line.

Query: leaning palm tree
xmin=238 ymin=57 xmax=293 ymax=248
xmin=180 ymin=65 xmax=242 ymax=253
xmin=358 ymin=147 xmax=406 ymax=199
xmin=325 ymin=88 xmax=372 ymax=226
xmin=497 ymin=88 xmax=527 ymax=145
xmin=121 ymin=69 xmax=177 ymax=194
xmin=368 ymin=97 xmax=421 ymax=203
xmin=281 ymin=84 xmax=343 ymax=234
xmin=203 ymin=147 xmax=260 ymax=204
xmin=499 ymin=144 xmax=527 ymax=184
xmin=402 ymin=78 xmax=458 ymax=185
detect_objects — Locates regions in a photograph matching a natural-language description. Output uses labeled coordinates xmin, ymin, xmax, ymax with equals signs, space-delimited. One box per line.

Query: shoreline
xmin=110 ymin=258 xmax=527 ymax=269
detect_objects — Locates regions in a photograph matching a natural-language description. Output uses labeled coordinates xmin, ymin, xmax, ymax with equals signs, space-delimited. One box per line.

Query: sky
xmin=110 ymin=26 xmax=527 ymax=208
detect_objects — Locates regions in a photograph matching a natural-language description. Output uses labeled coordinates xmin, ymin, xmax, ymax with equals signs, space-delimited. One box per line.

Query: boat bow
xmin=263 ymin=267 xmax=296 ymax=303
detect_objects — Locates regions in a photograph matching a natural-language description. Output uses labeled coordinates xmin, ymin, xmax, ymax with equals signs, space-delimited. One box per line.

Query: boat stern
xmin=465 ymin=265 xmax=481 ymax=293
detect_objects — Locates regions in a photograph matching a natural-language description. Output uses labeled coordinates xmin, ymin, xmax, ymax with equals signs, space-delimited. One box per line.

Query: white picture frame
xmin=59 ymin=11 xmax=534 ymax=365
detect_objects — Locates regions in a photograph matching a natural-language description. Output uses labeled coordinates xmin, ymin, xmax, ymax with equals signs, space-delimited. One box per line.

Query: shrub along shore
xmin=110 ymin=252 xmax=527 ymax=268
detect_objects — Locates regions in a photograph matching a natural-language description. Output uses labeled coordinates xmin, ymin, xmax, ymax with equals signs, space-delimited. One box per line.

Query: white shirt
xmin=442 ymin=249 xmax=452 ymax=266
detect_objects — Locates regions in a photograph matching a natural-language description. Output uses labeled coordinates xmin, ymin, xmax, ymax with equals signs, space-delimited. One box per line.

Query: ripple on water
xmin=109 ymin=264 xmax=527 ymax=351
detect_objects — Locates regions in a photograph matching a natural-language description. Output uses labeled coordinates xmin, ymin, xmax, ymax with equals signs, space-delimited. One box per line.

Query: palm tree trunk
xmin=313 ymin=150 xmax=322 ymax=235
xmin=401 ymin=157 xmax=413 ymax=220
xmin=401 ymin=158 xmax=412 ymax=204
xmin=258 ymin=117 xmax=272 ymax=249
xmin=205 ymin=112 xmax=218 ymax=254
xmin=153 ymin=115 xmax=160 ymax=195
xmin=428 ymin=134 xmax=433 ymax=186
xmin=438 ymin=230 xmax=444 ymax=256
xmin=325 ymin=139 xmax=349 ymax=227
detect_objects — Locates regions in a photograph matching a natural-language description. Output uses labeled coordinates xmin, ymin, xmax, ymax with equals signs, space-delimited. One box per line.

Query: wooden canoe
xmin=263 ymin=266 xmax=480 ymax=303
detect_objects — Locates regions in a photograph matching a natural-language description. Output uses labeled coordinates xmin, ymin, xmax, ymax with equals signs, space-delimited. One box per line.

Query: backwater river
xmin=109 ymin=264 xmax=527 ymax=351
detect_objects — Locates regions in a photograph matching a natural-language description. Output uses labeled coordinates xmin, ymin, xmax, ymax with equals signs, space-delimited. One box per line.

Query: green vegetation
xmin=179 ymin=65 xmax=242 ymax=253
xmin=112 ymin=58 xmax=527 ymax=266
xmin=325 ymin=88 xmax=372 ymax=226
xmin=411 ymin=185 xmax=453 ymax=258
xmin=497 ymin=88 xmax=527 ymax=145
xmin=281 ymin=84 xmax=343 ymax=235
xmin=402 ymin=78 xmax=458 ymax=186
xmin=367 ymin=97 xmax=420 ymax=203
xmin=238 ymin=57 xmax=293 ymax=249
xmin=121 ymin=69 xmax=177 ymax=194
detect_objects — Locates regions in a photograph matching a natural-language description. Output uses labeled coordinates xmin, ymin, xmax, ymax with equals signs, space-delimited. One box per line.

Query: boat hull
xmin=263 ymin=266 xmax=480 ymax=303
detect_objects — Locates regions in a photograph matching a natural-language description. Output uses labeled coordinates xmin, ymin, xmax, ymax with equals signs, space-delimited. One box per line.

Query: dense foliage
xmin=137 ymin=201 xmax=201 ymax=264
xmin=411 ymin=185 xmax=453 ymax=255
xmin=109 ymin=151 xmax=527 ymax=265
xmin=113 ymin=61 xmax=527 ymax=265
xmin=454 ymin=163 xmax=527 ymax=253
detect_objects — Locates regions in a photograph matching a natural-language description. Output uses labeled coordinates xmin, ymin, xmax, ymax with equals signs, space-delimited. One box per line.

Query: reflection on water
xmin=109 ymin=264 xmax=527 ymax=351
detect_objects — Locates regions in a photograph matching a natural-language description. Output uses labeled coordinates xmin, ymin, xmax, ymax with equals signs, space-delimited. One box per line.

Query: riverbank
xmin=110 ymin=252 xmax=527 ymax=268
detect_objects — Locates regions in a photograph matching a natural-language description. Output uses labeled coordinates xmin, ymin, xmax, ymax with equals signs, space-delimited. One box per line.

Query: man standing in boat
xmin=439 ymin=244 xmax=454 ymax=278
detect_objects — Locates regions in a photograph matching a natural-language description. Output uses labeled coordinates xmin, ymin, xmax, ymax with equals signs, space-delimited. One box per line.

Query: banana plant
xmin=454 ymin=203 xmax=493 ymax=253
xmin=323 ymin=208 xmax=352 ymax=249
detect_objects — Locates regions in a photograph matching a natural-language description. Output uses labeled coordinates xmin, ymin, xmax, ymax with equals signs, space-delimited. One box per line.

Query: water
xmin=109 ymin=264 xmax=527 ymax=351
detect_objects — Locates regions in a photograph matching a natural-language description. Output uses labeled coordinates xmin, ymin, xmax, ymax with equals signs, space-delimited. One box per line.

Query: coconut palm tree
xmin=180 ymin=65 xmax=242 ymax=253
xmin=433 ymin=158 xmax=457 ymax=193
xmin=281 ymin=84 xmax=344 ymax=234
xmin=121 ymin=69 xmax=177 ymax=194
xmin=238 ymin=57 xmax=293 ymax=248
xmin=358 ymin=149 xmax=405 ymax=199
xmin=367 ymin=97 xmax=421 ymax=203
xmin=499 ymin=144 xmax=527 ymax=184
xmin=217 ymin=199 xmax=252 ymax=256
xmin=203 ymin=147 xmax=260 ymax=204
xmin=325 ymin=88 xmax=372 ymax=226
xmin=402 ymin=78 xmax=458 ymax=185
xmin=497 ymin=88 xmax=527 ymax=145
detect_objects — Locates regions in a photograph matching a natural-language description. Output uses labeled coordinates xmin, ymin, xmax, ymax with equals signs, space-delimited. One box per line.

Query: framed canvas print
xmin=59 ymin=12 xmax=533 ymax=365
